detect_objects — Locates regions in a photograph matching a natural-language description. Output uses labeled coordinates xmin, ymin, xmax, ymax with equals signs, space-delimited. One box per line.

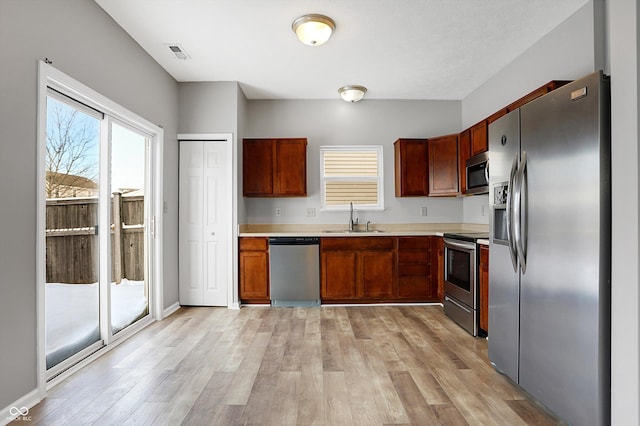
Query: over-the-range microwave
xmin=465 ymin=152 xmax=489 ymax=194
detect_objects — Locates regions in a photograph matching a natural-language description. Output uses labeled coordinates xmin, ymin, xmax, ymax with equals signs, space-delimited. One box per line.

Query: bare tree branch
xmin=46 ymin=99 xmax=99 ymax=198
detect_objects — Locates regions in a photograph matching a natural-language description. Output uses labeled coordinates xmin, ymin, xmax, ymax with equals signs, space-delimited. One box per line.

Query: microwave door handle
xmin=505 ymin=153 xmax=518 ymax=273
xmin=484 ymin=160 xmax=489 ymax=184
xmin=514 ymin=151 xmax=528 ymax=273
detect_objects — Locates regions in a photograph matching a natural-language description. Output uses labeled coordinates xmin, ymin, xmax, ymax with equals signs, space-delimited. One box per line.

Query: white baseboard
xmin=1 ymin=388 xmax=42 ymax=426
xmin=228 ymin=301 xmax=241 ymax=310
xmin=162 ymin=302 xmax=180 ymax=319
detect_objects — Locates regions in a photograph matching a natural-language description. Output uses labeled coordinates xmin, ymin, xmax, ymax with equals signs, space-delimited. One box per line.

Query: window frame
xmin=319 ymin=145 xmax=385 ymax=211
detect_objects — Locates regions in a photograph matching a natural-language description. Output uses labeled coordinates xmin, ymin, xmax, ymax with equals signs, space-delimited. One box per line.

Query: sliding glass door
xmin=44 ymin=94 xmax=102 ymax=371
xmin=44 ymin=89 xmax=154 ymax=377
xmin=110 ymin=122 xmax=149 ymax=336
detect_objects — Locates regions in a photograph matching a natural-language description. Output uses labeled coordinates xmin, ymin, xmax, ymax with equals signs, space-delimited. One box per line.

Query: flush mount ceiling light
xmin=292 ymin=14 xmax=335 ymax=46
xmin=338 ymin=85 xmax=367 ymax=102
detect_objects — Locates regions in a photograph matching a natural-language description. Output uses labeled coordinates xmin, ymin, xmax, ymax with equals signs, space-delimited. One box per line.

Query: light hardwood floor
xmin=24 ymin=305 xmax=562 ymax=425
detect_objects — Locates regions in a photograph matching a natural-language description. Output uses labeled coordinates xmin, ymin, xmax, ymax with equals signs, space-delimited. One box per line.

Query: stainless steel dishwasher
xmin=269 ymin=237 xmax=320 ymax=307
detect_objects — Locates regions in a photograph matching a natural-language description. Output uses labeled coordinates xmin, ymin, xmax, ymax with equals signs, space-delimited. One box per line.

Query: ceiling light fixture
xmin=338 ymin=85 xmax=367 ymax=103
xmin=292 ymin=14 xmax=335 ymax=46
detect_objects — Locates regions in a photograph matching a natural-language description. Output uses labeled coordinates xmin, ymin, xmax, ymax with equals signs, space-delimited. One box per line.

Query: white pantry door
xmin=179 ymin=140 xmax=229 ymax=306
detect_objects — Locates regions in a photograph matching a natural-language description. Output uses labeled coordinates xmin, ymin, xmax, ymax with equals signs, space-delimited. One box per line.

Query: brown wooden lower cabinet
xmin=321 ymin=236 xmax=440 ymax=303
xmin=322 ymin=251 xmax=357 ymax=299
xmin=397 ymin=237 xmax=435 ymax=299
xmin=361 ymin=251 xmax=394 ymax=298
xmin=321 ymin=237 xmax=395 ymax=302
xmin=434 ymin=236 xmax=445 ymax=302
xmin=239 ymin=237 xmax=270 ymax=304
xmin=479 ymin=245 xmax=489 ymax=333
xmin=239 ymin=235 xmax=446 ymax=305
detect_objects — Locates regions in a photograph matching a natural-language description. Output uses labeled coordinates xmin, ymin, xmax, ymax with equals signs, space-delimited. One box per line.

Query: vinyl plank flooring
xmin=295 ymin=337 xmax=324 ymax=425
xmin=389 ymin=370 xmax=440 ymax=424
xmin=222 ymin=331 xmax=272 ymax=406
xmin=267 ymin=371 xmax=300 ymax=424
xmin=180 ymin=371 xmax=234 ymax=425
xmin=356 ymin=339 xmax=409 ymax=424
xmin=323 ymin=371 xmax=353 ymax=425
xmin=24 ymin=305 xmax=563 ymax=426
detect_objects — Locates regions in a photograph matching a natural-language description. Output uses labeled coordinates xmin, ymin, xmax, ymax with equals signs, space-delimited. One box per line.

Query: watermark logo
xmin=8 ymin=406 xmax=32 ymax=422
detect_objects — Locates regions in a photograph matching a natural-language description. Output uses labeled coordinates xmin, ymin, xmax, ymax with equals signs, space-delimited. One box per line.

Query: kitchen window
xmin=320 ymin=146 xmax=384 ymax=210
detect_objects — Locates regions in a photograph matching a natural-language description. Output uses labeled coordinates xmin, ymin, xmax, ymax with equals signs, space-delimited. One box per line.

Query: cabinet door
xmin=458 ymin=129 xmax=471 ymax=194
xmin=394 ymin=139 xmax=429 ymax=196
xmin=361 ymin=251 xmax=394 ymax=298
xmin=479 ymin=246 xmax=489 ymax=332
xmin=470 ymin=120 xmax=488 ymax=155
xmin=428 ymin=134 xmax=459 ymax=196
xmin=322 ymin=251 xmax=357 ymax=299
xmin=243 ymin=139 xmax=274 ymax=196
xmin=239 ymin=250 xmax=269 ymax=301
xmin=433 ymin=237 xmax=445 ymax=302
xmin=275 ymin=139 xmax=307 ymax=196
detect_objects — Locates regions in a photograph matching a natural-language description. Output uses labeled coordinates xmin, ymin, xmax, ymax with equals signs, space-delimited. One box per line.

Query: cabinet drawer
xmin=398 ymin=237 xmax=432 ymax=250
xmin=398 ymin=251 xmax=430 ymax=264
xmin=398 ymin=263 xmax=430 ymax=277
xmin=239 ymin=237 xmax=268 ymax=251
xmin=321 ymin=237 xmax=394 ymax=251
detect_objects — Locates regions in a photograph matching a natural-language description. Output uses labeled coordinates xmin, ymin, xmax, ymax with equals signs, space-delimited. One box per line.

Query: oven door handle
xmin=443 ymin=239 xmax=476 ymax=252
xmin=445 ymin=295 xmax=472 ymax=314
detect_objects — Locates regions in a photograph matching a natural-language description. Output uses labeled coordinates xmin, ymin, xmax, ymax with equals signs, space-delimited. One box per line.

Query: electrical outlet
xmin=306 ymin=207 xmax=316 ymax=217
xmin=420 ymin=206 xmax=428 ymax=216
xmin=481 ymin=204 xmax=487 ymax=216
xmin=275 ymin=207 xmax=282 ymax=217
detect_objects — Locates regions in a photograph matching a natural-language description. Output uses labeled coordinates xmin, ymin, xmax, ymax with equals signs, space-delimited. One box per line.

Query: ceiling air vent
xmin=167 ymin=44 xmax=190 ymax=60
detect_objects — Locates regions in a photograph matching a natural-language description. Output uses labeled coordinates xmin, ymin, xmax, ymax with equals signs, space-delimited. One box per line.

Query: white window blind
xmin=320 ymin=146 xmax=384 ymax=210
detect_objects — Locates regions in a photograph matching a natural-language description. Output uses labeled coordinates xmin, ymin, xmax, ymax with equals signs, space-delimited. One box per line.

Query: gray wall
xmin=0 ymin=0 xmax=178 ymax=409
xmin=462 ymin=1 xmax=601 ymax=128
xmin=461 ymin=1 xmax=602 ymax=226
xmin=244 ymin=99 xmax=464 ymax=225
xmin=178 ymin=82 xmax=239 ymax=134
xmin=608 ymin=1 xmax=640 ymax=423
xmin=177 ymin=81 xmax=244 ymax=306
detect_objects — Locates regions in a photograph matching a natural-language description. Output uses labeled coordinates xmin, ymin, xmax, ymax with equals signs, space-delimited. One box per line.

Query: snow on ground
xmin=46 ymin=279 xmax=147 ymax=368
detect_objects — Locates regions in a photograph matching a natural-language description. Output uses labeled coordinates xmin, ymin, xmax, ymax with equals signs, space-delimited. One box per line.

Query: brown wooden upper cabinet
xmin=506 ymin=81 xmax=570 ymax=112
xmin=243 ymin=138 xmax=307 ymax=197
xmin=394 ymin=139 xmax=429 ymax=196
xmin=470 ymin=120 xmax=488 ymax=156
xmin=428 ymin=134 xmax=459 ymax=196
xmin=457 ymin=129 xmax=471 ymax=194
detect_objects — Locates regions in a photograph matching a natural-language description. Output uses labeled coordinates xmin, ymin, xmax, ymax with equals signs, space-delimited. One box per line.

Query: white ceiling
xmin=94 ymin=0 xmax=590 ymax=100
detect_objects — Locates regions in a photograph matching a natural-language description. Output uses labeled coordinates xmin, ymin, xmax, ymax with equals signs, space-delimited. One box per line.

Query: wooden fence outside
xmin=46 ymin=194 xmax=145 ymax=284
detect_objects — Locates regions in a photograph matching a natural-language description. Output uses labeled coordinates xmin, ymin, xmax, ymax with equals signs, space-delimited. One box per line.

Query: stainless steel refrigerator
xmin=488 ymin=71 xmax=610 ymax=425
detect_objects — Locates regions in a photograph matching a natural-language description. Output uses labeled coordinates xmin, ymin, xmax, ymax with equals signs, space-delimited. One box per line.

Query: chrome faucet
xmin=348 ymin=202 xmax=359 ymax=231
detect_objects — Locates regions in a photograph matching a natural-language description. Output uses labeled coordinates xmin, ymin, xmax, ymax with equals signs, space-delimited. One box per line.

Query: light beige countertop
xmin=239 ymin=223 xmax=489 ymax=238
xmin=477 ymin=239 xmax=490 ymax=246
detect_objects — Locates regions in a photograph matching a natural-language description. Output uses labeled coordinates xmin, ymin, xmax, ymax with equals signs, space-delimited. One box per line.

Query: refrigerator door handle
xmin=514 ymin=150 xmax=528 ymax=273
xmin=505 ymin=153 xmax=519 ymax=272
